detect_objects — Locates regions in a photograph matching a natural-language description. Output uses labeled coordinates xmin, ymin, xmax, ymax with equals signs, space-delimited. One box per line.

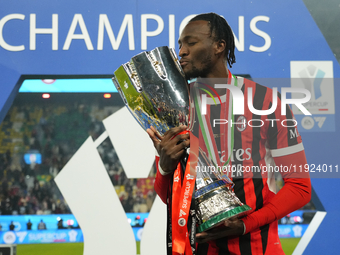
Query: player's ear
xmin=215 ymin=39 xmax=226 ymax=57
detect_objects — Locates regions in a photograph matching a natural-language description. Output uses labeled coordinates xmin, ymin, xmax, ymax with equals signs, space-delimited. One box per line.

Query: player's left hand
xmin=196 ymin=218 xmax=245 ymax=243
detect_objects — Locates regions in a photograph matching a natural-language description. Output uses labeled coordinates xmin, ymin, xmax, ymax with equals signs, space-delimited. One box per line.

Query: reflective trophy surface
xmin=112 ymin=46 xmax=251 ymax=234
xmin=112 ymin=46 xmax=189 ymax=134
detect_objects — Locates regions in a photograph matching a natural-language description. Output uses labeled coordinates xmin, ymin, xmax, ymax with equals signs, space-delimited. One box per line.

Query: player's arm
xmin=147 ymin=126 xmax=190 ymax=204
xmin=241 ymin=93 xmax=311 ymax=233
xmin=154 ymin=153 xmax=172 ymax=204
xmin=241 ymin=150 xmax=311 ymax=234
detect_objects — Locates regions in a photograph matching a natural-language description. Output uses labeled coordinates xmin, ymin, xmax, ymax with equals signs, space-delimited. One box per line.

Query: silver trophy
xmin=112 ymin=46 xmax=250 ymax=233
xmin=195 ymin=148 xmax=251 ymax=232
xmin=112 ymin=46 xmax=189 ymax=135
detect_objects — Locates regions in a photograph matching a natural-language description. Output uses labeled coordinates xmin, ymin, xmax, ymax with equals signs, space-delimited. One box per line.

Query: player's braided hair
xmin=190 ymin=13 xmax=236 ymax=68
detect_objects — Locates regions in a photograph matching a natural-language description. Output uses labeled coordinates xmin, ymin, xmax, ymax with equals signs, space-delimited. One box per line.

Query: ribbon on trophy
xmin=172 ymin=153 xmax=194 ymax=255
xmin=190 ymin=71 xmax=251 ymax=233
xmin=192 ymin=69 xmax=236 ymax=171
xmin=171 ymin=130 xmax=199 ymax=255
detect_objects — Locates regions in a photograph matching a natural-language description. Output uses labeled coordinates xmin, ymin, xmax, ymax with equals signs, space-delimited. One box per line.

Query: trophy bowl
xmin=112 ymin=46 xmax=189 ymax=135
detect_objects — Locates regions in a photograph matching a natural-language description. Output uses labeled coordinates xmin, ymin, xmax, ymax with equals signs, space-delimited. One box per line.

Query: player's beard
xmin=184 ymin=54 xmax=213 ymax=80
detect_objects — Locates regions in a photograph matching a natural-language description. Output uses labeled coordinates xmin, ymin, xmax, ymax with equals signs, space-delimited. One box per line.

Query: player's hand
xmin=196 ymin=218 xmax=245 ymax=243
xmin=147 ymin=126 xmax=189 ymax=174
xmin=146 ymin=126 xmax=163 ymax=149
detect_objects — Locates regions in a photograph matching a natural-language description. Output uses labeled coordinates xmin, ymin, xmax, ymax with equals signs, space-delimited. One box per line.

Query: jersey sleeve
xmin=267 ymin=92 xmax=304 ymax=157
xmin=241 ymin=150 xmax=311 ymax=234
xmin=242 ymin=92 xmax=311 ymax=233
xmin=154 ymin=153 xmax=172 ymax=204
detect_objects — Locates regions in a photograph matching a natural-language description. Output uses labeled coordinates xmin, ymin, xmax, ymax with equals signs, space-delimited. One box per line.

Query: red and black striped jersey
xmin=154 ymin=76 xmax=311 ymax=255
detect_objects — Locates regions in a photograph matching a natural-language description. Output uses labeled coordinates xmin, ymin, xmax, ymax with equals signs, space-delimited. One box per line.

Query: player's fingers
xmin=174 ymin=133 xmax=190 ymax=144
xmin=196 ymin=232 xmax=209 ymax=243
xmin=163 ymin=131 xmax=189 ymax=147
xmin=223 ymin=218 xmax=238 ymax=227
xmin=150 ymin=126 xmax=162 ymax=140
xmin=164 ymin=136 xmax=189 ymax=155
xmin=170 ymin=142 xmax=190 ymax=160
xmin=146 ymin=128 xmax=160 ymax=148
xmin=163 ymin=126 xmax=187 ymax=142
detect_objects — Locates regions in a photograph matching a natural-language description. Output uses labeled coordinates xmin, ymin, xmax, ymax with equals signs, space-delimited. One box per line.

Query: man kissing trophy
xmin=112 ymin=46 xmax=250 ymax=254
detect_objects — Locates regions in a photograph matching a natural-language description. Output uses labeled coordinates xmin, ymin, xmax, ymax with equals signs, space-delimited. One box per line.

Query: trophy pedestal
xmin=195 ymin=180 xmax=251 ymax=233
xmin=197 ymin=204 xmax=251 ymax=233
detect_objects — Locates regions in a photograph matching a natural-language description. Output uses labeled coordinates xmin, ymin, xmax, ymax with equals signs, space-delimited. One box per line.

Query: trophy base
xmin=197 ymin=204 xmax=251 ymax=233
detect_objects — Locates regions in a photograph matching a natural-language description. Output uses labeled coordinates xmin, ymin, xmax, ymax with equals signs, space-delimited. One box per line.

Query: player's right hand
xmin=147 ymin=126 xmax=189 ymax=174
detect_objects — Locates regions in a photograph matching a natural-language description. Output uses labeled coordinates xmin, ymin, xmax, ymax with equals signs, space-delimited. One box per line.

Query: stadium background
xmin=0 ymin=0 xmax=340 ymax=254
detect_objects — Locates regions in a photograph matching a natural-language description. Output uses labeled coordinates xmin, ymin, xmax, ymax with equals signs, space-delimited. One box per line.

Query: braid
xmin=190 ymin=13 xmax=236 ymax=68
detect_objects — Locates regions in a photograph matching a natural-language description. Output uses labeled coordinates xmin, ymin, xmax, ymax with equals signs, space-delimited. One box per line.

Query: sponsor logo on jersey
xmin=220 ymin=148 xmax=252 ymax=163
